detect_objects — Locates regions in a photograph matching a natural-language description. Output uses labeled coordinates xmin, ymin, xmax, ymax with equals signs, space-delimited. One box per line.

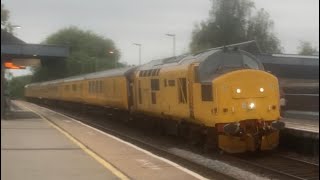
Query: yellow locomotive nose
xmin=213 ymin=69 xmax=280 ymax=123
xmin=212 ymin=69 xmax=282 ymax=152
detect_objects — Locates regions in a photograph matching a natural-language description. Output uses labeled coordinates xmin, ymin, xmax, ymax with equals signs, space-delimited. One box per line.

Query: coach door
xmin=127 ymin=74 xmax=135 ymax=110
xmin=187 ymin=64 xmax=198 ymax=119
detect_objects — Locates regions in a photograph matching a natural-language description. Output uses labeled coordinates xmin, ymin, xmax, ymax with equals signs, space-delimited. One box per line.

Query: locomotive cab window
xmin=198 ymin=51 xmax=263 ymax=83
xmin=243 ymin=55 xmax=260 ymax=69
xmin=201 ymin=84 xmax=213 ymax=101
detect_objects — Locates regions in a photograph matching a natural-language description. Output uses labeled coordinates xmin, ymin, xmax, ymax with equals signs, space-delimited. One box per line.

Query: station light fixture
xmin=260 ymin=87 xmax=264 ymax=92
xmin=236 ymin=88 xmax=241 ymax=93
xmin=4 ymin=62 xmax=26 ymax=69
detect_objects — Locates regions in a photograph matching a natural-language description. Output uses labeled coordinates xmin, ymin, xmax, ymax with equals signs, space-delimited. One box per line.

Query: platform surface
xmin=281 ymin=117 xmax=319 ymax=133
xmin=2 ymin=100 xmax=207 ymax=180
xmin=1 ymin=113 xmax=118 ymax=180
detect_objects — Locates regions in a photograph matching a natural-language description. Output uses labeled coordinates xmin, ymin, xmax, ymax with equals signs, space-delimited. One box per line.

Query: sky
xmin=4 ymin=0 xmax=319 ymax=76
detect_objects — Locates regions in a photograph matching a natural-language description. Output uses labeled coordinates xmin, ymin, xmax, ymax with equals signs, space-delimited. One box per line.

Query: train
xmin=25 ymin=42 xmax=285 ymax=153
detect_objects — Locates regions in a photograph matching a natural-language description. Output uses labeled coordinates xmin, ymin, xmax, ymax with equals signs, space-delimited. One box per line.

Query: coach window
xmin=113 ymin=80 xmax=116 ymax=95
xmin=90 ymin=82 xmax=92 ymax=93
xmin=201 ymin=84 xmax=213 ymax=101
xmin=138 ymin=80 xmax=142 ymax=104
xmin=151 ymin=79 xmax=160 ymax=91
xmin=164 ymin=78 xmax=167 ymax=87
xmin=72 ymin=84 xmax=76 ymax=92
xmin=95 ymin=81 xmax=99 ymax=93
xmin=168 ymin=80 xmax=175 ymax=86
xmin=94 ymin=81 xmax=97 ymax=93
xmin=99 ymin=81 xmax=102 ymax=93
xmin=92 ymin=81 xmax=94 ymax=93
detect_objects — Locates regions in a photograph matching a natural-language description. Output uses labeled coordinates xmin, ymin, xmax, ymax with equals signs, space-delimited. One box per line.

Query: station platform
xmin=282 ymin=110 xmax=319 ymax=121
xmin=1 ymin=101 xmax=207 ymax=180
xmin=281 ymin=117 xmax=319 ymax=139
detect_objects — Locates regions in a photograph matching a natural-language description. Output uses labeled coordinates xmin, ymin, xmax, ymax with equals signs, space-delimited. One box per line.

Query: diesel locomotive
xmin=25 ymin=42 xmax=285 ymax=153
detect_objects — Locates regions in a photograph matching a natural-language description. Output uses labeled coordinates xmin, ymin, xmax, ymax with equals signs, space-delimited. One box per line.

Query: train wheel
xmin=203 ymin=128 xmax=218 ymax=153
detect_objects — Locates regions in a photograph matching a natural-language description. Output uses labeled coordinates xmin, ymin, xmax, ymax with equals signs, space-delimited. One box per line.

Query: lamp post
xmin=165 ymin=33 xmax=176 ymax=57
xmin=108 ymin=50 xmax=116 ymax=68
xmin=133 ymin=43 xmax=142 ymax=65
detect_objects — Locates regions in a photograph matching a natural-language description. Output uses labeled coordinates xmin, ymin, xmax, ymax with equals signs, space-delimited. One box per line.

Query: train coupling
xmin=271 ymin=121 xmax=285 ymax=130
xmin=223 ymin=122 xmax=240 ymax=135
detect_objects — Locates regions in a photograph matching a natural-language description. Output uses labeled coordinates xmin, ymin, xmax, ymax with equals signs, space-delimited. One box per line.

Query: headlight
xmin=236 ymin=88 xmax=241 ymax=93
xmin=259 ymin=87 xmax=264 ymax=92
xmin=248 ymin=102 xmax=255 ymax=109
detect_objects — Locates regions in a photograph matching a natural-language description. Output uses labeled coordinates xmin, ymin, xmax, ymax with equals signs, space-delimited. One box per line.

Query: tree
xmin=247 ymin=9 xmax=282 ymax=53
xmin=32 ymin=26 xmax=122 ymax=82
xmin=190 ymin=0 xmax=282 ymax=54
xmin=297 ymin=41 xmax=318 ymax=55
xmin=8 ymin=75 xmax=32 ymax=99
xmin=1 ymin=3 xmax=13 ymax=33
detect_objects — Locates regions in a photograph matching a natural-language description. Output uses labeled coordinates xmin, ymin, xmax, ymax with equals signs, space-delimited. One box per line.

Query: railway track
xmin=25 ymin=101 xmax=319 ymax=180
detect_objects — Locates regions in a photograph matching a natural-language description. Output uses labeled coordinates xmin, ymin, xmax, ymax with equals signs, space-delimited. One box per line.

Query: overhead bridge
xmin=1 ymin=29 xmax=69 ymax=119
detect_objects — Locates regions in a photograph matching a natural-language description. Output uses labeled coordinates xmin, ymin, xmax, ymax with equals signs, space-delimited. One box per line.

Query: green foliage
xmin=1 ymin=3 xmax=13 ymax=33
xmin=247 ymin=9 xmax=282 ymax=53
xmin=32 ymin=26 xmax=122 ymax=82
xmin=8 ymin=75 xmax=32 ymax=99
xmin=297 ymin=41 xmax=318 ymax=55
xmin=190 ymin=0 xmax=282 ymax=54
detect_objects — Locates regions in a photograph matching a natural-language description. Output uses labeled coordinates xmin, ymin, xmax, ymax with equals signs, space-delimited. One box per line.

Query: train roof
xmin=27 ymin=66 xmax=137 ymax=87
xmin=26 ymin=41 xmax=259 ymax=87
xmin=137 ymin=49 xmax=220 ymax=70
xmin=137 ymin=40 xmax=259 ymax=71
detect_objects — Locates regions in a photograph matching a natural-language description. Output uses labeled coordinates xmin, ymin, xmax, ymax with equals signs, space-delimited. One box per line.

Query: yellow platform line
xmin=20 ymin=102 xmax=130 ymax=180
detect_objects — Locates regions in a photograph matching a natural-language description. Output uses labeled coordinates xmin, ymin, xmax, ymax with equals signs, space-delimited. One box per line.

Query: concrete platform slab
xmin=1 ymin=149 xmax=116 ymax=180
xmin=2 ymin=128 xmax=79 ymax=149
xmin=2 ymin=108 xmax=122 ymax=180
xmin=283 ymin=110 xmax=319 ymax=121
xmin=16 ymin=101 xmax=207 ymax=180
xmin=281 ymin=118 xmax=319 ymax=139
xmin=1 ymin=118 xmax=51 ymax=129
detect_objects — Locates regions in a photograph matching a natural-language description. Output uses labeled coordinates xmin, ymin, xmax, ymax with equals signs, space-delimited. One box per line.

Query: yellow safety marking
xmin=20 ymin=102 xmax=130 ymax=180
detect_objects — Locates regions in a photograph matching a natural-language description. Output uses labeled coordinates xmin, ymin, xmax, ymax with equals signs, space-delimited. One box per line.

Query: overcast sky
xmin=4 ymin=0 xmax=319 ymax=76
